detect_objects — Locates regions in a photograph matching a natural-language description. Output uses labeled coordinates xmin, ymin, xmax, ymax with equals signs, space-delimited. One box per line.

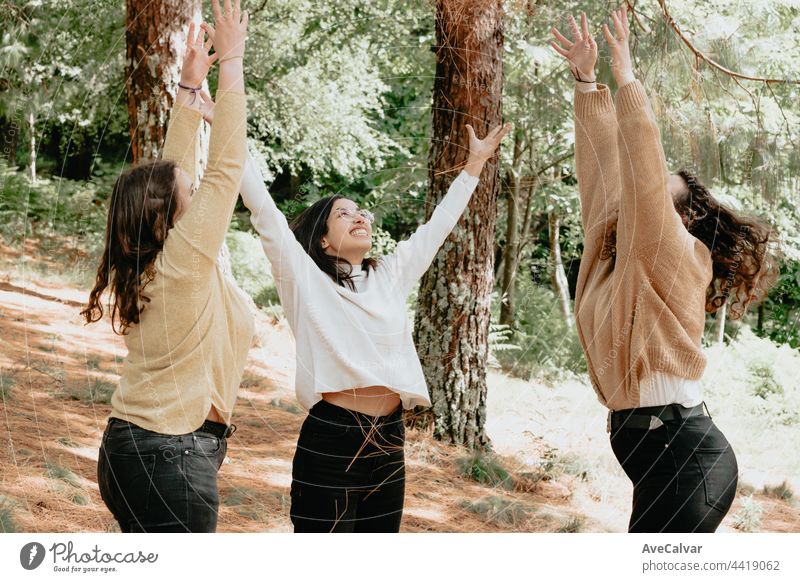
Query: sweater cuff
xmin=614 ymin=79 xmax=648 ymax=117
xmin=574 ymin=83 xmax=614 ymax=118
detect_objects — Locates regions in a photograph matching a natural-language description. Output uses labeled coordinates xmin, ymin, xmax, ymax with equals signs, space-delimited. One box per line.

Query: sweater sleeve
xmin=381 ymin=170 xmax=479 ymax=295
xmin=161 ymin=90 xmax=247 ymax=278
xmin=614 ymin=80 xmax=688 ymax=259
xmin=161 ymin=102 xmax=201 ymax=181
xmin=239 ymin=151 xmax=314 ymax=282
xmin=573 ymin=84 xmax=621 ymax=261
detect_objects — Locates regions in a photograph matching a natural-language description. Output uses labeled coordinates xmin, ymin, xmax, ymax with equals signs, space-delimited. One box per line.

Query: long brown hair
xmin=81 ymin=160 xmax=180 ymax=334
xmin=600 ymin=170 xmax=778 ymax=319
xmin=675 ymin=169 xmax=777 ymax=318
xmin=289 ymin=195 xmax=377 ymax=291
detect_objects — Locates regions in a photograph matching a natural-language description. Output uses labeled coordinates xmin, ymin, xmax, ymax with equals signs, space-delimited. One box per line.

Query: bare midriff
xmin=322 ymin=386 xmax=401 ymax=417
xmin=206 ymin=405 xmax=225 ymax=424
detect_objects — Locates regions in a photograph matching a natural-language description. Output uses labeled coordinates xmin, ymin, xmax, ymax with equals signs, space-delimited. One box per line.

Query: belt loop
xmin=701 ymin=401 xmax=712 ymax=420
xmin=226 ymin=424 xmax=237 ymax=438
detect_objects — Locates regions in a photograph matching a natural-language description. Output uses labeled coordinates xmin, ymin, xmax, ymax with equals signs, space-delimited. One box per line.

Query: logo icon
xmin=20 ymin=542 xmax=46 ymax=570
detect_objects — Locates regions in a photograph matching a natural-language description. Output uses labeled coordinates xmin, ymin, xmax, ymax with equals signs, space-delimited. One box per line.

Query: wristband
xmin=177 ymin=81 xmax=202 ymax=105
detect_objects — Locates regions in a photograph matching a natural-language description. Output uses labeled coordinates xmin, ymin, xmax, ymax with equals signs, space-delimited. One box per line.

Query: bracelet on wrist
xmin=570 ymin=67 xmax=596 ymax=84
xmin=177 ymin=81 xmax=202 ymax=105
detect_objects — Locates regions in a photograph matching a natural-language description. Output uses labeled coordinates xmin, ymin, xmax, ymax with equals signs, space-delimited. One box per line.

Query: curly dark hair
xmin=600 ymin=169 xmax=778 ymax=319
xmin=81 ymin=160 xmax=180 ymax=334
xmin=289 ymin=195 xmax=378 ymax=291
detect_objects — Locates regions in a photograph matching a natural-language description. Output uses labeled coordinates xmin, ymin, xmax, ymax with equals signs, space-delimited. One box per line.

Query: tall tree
xmin=412 ymin=0 xmax=504 ymax=449
xmin=125 ymin=0 xmax=202 ymax=163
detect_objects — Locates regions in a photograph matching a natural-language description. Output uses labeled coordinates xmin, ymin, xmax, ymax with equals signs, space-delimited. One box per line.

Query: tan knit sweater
xmin=573 ymin=80 xmax=712 ymax=411
xmin=109 ymin=91 xmax=254 ymax=434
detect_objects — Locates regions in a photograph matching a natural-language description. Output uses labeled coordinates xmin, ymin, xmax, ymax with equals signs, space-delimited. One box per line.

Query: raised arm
xmin=383 ymin=122 xmax=511 ymax=295
xmin=603 ymin=6 xmax=687 ymax=259
xmin=552 ymin=12 xmax=621 ymax=260
xmin=239 ymin=151 xmax=314 ymax=282
xmin=162 ymin=0 xmax=249 ymax=271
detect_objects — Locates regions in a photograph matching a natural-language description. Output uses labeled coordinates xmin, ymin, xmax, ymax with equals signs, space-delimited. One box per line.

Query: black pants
xmin=610 ymin=409 xmax=738 ymax=532
xmin=290 ymin=400 xmax=406 ymax=532
xmin=97 ymin=417 xmax=229 ymax=532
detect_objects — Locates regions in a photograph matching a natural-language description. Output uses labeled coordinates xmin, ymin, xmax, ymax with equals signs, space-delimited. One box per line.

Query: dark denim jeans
xmin=610 ymin=409 xmax=738 ymax=532
xmin=290 ymin=400 xmax=405 ymax=532
xmin=97 ymin=417 xmax=229 ymax=532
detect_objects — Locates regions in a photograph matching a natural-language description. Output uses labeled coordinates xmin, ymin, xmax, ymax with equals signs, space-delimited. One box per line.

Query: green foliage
xmin=64 ymin=378 xmax=116 ymax=405
xmin=225 ymin=230 xmax=278 ymax=308
xmin=460 ymin=495 xmax=532 ymax=527
xmin=0 ymin=368 xmax=17 ymax=400
xmin=0 ymin=497 xmax=18 ymax=533
xmin=494 ymin=273 xmax=586 ymax=384
xmin=761 ymin=480 xmax=794 ymax=502
xmin=457 ymin=451 xmax=515 ymax=491
xmin=46 ymin=462 xmax=82 ymax=489
xmin=748 ymin=362 xmax=783 ymax=400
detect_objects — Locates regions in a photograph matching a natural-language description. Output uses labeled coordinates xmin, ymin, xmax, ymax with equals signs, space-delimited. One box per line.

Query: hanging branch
xmin=652 ymin=0 xmax=800 ymax=85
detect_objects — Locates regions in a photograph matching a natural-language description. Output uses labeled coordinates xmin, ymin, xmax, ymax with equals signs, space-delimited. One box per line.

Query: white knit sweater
xmin=240 ymin=153 xmax=480 ymax=410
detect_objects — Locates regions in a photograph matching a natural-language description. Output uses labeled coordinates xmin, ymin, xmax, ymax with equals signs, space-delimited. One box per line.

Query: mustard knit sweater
xmin=108 ymin=91 xmax=254 ymax=434
xmin=573 ymin=79 xmax=712 ymax=411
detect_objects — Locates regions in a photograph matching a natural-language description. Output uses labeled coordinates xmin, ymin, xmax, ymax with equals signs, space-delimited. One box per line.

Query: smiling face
xmin=320 ymin=197 xmax=373 ymax=265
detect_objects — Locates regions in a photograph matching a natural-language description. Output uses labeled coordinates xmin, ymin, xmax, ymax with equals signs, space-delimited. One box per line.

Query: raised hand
xmin=180 ymin=21 xmax=218 ymax=87
xmin=464 ymin=122 xmax=513 ymax=177
xmin=602 ymin=5 xmax=634 ymax=87
xmin=202 ymin=0 xmax=249 ymax=62
xmin=550 ymin=12 xmax=597 ymax=82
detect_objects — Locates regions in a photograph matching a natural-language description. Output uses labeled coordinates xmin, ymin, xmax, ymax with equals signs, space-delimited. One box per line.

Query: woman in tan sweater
xmin=82 ymin=0 xmax=250 ymax=532
xmin=551 ymin=8 xmax=776 ymax=532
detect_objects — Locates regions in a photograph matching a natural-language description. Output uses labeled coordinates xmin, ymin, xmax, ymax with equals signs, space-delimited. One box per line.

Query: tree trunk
xmin=125 ymin=0 xmax=202 ymax=163
xmin=548 ymin=209 xmax=573 ymax=328
xmin=715 ymin=301 xmax=727 ymax=347
xmin=499 ymin=152 xmax=521 ymax=326
xmin=28 ymin=111 xmax=36 ymax=183
xmin=410 ymin=0 xmax=503 ymax=449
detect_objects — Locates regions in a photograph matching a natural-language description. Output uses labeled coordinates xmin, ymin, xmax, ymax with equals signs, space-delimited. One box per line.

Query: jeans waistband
xmin=309 ymin=399 xmax=402 ymax=426
xmin=107 ymin=417 xmax=236 ymax=439
xmin=608 ymin=402 xmax=709 ymax=432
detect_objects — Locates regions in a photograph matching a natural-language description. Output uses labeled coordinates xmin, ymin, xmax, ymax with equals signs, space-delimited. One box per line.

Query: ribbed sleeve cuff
xmin=574 ymin=83 xmax=614 ymax=118
xmin=614 ymin=79 xmax=648 ymax=117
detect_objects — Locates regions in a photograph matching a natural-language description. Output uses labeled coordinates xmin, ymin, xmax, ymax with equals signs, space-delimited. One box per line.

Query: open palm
xmin=466 ymin=122 xmax=513 ymax=161
xmin=550 ymin=12 xmax=597 ymax=81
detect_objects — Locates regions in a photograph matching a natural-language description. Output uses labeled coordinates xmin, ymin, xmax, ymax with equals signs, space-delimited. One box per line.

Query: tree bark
xmin=548 ymin=209 xmax=573 ymax=327
xmin=715 ymin=301 xmax=727 ymax=347
xmin=125 ymin=0 xmax=203 ymax=163
xmin=410 ymin=0 xmax=503 ymax=449
xmin=499 ymin=139 xmax=522 ymax=326
xmin=28 ymin=111 xmax=36 ymax=183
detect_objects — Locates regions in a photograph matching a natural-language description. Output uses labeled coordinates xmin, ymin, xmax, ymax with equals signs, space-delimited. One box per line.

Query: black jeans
xmin=97 ymin=417 xmax=229 ymax=532
xmin=610 ymin=408 xmax=738 ymax=532
xmin=290 ymin=400 xmax=405 ymax=532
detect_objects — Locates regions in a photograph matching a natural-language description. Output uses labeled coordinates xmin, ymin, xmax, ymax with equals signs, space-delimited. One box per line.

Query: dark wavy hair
xmin=81 ymin=160 xmax=180 ymax=334
xmin=289 ymin=195 xmax=377 ymax=291
xmin=600 ymin=169 xmax=778 ymax=319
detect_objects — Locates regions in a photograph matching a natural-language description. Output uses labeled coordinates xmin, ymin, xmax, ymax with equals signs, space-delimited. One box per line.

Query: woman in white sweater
xmin=240 ymin=122 xmax=510 ymax=532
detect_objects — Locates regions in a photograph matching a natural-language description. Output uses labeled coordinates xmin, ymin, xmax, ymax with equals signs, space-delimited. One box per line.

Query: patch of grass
xmin=57 ymin=437 xmax=80 ymax=448
xmin=737 ymin=481 xmax=757 ymax=496
xmin=113 ymin=355 xmax=125 ymax=365
xmin=460 ymin=495 xmax=531 ymax=527
xmin=65 ymin=378 xmax=116 ymax=404
xmin=732 ymin=495 xmax=764 ymax=532
xmin=557 ymin=515 xmax=585 ymax=533
xmin=0 ymin=367 xmax=17 ymax=399
xmin=270 ymin=398 xmax=302 ymax=414
xmin=85 ymin=356 xmax=101 ymax=370
xmin=748 ymin=362 xmax=783 ymax=399
xmin=239 ymin=371 xmax=266 ymax=390
xmin=761 ymin=480 xmax=794 ymax=502
xmin=0 ymin=497 xmax=18 ymax=533
xmin=457 ymin=451 xmax=514 ymax=491
xmin=46 ymin=462 xmax=83 ymax=488
xmin=221 ymin=487 xmax=261 ymax=507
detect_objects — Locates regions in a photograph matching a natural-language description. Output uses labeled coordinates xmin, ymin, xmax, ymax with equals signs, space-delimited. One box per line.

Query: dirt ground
xmin=1 ymin=247 xmax=797 ymax=533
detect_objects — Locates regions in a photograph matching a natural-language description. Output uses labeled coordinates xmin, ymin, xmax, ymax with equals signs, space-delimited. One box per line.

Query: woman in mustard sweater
xmin=551 ymin=8 xmax=776 ymax=532
xmin=82 ymin=0 xmax=250 ymax=532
